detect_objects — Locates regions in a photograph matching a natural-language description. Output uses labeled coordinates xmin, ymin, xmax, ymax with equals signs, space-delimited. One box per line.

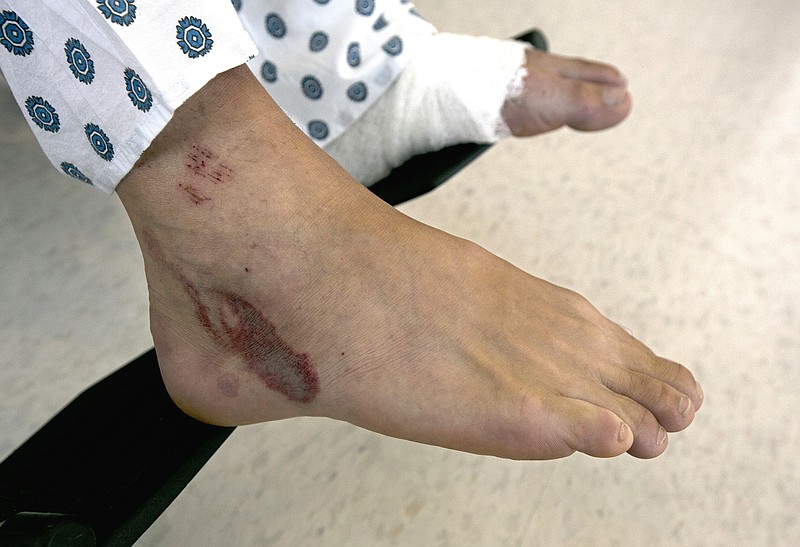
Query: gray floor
xmin=1 ymin=1 xmax=798 ymax=545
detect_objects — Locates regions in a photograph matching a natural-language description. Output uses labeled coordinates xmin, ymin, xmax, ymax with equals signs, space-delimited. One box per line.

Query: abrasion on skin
xmin=185 ymin=282 xmax=320 ymax=403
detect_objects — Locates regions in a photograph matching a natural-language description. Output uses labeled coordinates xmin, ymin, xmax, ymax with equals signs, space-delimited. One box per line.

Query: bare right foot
xmin=118 ymin=66 xmax=702 ymax=461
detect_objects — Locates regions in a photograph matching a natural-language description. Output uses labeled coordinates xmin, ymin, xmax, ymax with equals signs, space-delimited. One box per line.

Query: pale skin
xmin=117 ymin=49 xmax=703 ymax=461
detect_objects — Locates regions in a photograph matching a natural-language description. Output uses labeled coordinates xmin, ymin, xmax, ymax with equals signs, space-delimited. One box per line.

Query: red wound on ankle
xmin=186 ymin=283 xmax=319 ymax=403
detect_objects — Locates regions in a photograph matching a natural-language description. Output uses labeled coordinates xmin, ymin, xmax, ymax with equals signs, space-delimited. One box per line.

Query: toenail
xmin=656 ymin=426 xmax=667 ymax=446
xmin=618 ymin=422 xmax=630 ymax=443
xmin=679 ymin=396 xmax=691 ymax=417
xmin=696 ymin=381 xmax=705 ymax=402
xmin=602 ymin=85 xmax=627 ymax=107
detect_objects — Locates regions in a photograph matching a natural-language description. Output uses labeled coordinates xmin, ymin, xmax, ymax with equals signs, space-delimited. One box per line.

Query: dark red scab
xmin=186 ymin=144 xmax=234 ymax=184
xmin=179 ymin=144 xmax=236 ymax=205
xmin=185 ymin=282 xmax=319 ymax=403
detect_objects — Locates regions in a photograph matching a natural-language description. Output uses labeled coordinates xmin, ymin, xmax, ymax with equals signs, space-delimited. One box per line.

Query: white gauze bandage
xmin=324 ymin=32 xmax=530 ymax=186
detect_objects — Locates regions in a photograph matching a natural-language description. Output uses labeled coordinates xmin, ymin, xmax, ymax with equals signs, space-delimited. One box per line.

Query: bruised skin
xmin=118 ymin=66 xmax=703 ymax=460
xmin=143 ymin=231 xmax=319 ymax=404
xmin=183 ymin=282 xmax=319 ymax=403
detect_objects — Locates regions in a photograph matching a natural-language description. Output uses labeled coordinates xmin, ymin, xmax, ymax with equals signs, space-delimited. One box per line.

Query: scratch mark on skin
xmin=185 ymin=282 xmax=320 ymax=403
xmin=187 ymin=144 xmax=235 ymax=184
xmin=178 ymin=183 xmax=211 ymax=205
xmin=178 ymin=144 xmax=236 ymax=205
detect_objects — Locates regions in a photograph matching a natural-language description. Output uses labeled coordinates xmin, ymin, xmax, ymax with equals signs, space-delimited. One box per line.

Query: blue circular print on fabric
xmin=301 ymin=75 xmax=323 ymax=100
xmin=25 ymin=96 xmax=60 ymax=133
xmin=382 ymin=35 xmax=403 ymax=56
xmin=309 ymin=31 xmax=328 ymax=52
xmin=308 ymin=120 xmax=329 ymax=141
xmin=313 ymin=0 xmax=331 ymax=4
xmin=124 ymin=68 xmax=152 ymax=111
xmin=96 ymin=0 xmax=137 ymax=27
xmin=177 ymin=16 xmax=213 ymax=58
xmin=65 ymin=38 xmax=95 ymax=84
xmin=355 ymin=0 xmax=375 ymax=16
xmin=0 ymin=10 xmax=34 ymax=56
xmin=347 ymin=42 xmax=361 ymax=67
xmin=265 ymin=13 xmax=286 ymax=38
xmin=347 ymin=82 xmax=368 ymax=102
xmin=231 ymin=0 xmax=242 ymax=12
xmin=373 ymin=14 xmax=388 ymax=31
xmin=260 ymin=60 xmax=277 ymax=83
xmin=60 ymin=162 xmax=93 ymax=185
xmin=85 ymin=123 xmax=114 ymax=161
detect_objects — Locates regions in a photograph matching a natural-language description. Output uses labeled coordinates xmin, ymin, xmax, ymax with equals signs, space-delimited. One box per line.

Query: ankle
xmin=117 ymin=64 xmax=364 ymax=270
xmin=117 ymin=66 xmax=285 ymax=225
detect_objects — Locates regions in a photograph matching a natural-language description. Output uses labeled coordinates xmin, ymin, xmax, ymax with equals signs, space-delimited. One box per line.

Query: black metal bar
xmin=0 ymin=350 xmax=234 ymax=546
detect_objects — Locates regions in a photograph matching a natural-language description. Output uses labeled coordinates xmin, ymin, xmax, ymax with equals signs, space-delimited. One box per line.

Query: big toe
xmin=560 ymin=78 xmax=633 ymax=132
xmin=506 ymin=71 xmax=632 ymax=136
xmin=536 ymin=50 xmax=633 ymax=131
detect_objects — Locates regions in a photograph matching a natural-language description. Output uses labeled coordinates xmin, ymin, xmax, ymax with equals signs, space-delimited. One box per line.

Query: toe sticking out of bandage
xmin=330 ymin=29 xmax=548 ymax=206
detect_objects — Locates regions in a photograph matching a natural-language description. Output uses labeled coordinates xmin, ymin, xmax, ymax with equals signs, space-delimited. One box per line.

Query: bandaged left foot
xmin=325 ymin=32 xmax=631 ymax=186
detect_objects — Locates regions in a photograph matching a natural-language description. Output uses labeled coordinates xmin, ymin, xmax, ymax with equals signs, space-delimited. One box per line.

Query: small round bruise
xmin=217 ymin=373 xmax=240 ymax=398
